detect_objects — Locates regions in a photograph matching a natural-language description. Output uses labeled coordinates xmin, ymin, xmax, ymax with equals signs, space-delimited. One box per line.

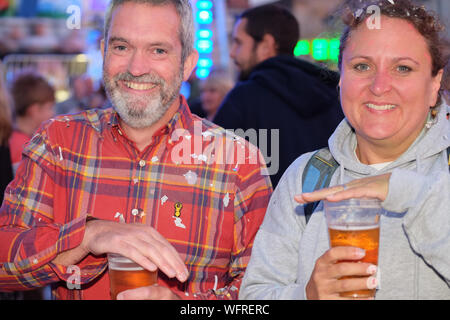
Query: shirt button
xmin=139 ymin=160 xmax=146 ymax=167
xmin=131 ymin=209 xmax=139 ymax=216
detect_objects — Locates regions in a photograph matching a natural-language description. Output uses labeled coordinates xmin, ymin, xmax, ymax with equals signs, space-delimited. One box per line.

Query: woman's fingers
xmin=295 ymin=173 xmax=391 ymax=204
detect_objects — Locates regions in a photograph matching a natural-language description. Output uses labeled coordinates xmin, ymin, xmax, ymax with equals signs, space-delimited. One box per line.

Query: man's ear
xmin=182 ymin=49 xmax=199 ymax=81
xmin=258 ymin=33 xmax=277 ymax=60
xmin=100 ymin=39 xmax=105 ymax=59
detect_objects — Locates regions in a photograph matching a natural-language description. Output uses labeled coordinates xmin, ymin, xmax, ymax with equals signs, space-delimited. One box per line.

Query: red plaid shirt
xmin=0 ymin=96 xmax=272 ymax=300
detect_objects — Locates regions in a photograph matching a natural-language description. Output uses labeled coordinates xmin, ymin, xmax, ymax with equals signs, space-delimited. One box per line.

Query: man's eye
xmin=113 ymin=45 xmax=127 ymax=52
xmin=354 ymin=63 xmax=370 ymax=72
xmin=154 ymin=48 xmax=166 ymax=54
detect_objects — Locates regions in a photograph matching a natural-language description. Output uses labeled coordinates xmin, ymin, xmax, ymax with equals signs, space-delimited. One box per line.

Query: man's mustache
xmin=114 ymin=71 xmax=164 ymax=85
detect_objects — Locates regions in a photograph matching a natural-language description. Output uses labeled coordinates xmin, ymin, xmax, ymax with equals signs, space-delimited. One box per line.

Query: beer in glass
xmin=107 ymin=253 xmax=158 ymax=300
xmin=324 ymin=198 xmax=381 ymax=298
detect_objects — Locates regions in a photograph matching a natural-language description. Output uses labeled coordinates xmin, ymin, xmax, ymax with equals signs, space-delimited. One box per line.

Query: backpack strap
xmin=447 ymin=146 xmax=450 ymax=171
xmin=301 ymin=148 xmax=339 ymax=224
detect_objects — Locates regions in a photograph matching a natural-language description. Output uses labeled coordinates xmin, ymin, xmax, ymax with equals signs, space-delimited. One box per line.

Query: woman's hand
xmin=117 ymin=284 xmax=181 ymax=300
xmin=306 ymin=246 xmax=378 ymax=300
xmin=295 ymin=173 xmax=391 ymax=204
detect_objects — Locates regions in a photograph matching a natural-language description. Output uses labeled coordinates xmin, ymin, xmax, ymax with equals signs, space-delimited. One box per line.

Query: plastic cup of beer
xmin=107 ymin=253 xmax=158 ymax=300
xmin=324 ymin=198 xmax=381 ymax=299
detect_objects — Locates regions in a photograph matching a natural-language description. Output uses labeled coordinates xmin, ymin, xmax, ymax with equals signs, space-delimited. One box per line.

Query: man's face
xmin=102 ymin=2 xmax=187 ymax=129
xmin=229 ymin=18 xmax=260 ymax=81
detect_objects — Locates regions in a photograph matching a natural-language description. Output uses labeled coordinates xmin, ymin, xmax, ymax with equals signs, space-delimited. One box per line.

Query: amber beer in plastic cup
xmin=107 ymin=253 xmax=158 ymax=300
xmin=324 ymin=198 xmax=381 ymax=298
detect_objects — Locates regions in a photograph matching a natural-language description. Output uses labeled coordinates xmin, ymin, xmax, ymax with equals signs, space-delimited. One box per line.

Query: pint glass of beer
xmin=107 ymin=253 xmax=158 ymax=300
xmin=324 ymin=198 xmax=381 ymax=299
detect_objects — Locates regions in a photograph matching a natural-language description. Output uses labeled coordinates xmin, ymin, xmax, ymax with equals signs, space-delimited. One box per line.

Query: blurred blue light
xmin=197 ymin=58 xmax=213 ymax=68
xmin=197 ymin=29 xmax=212 ymax=39
xmin=196 ymin=0 xmax=213 ymax=10
xmin=196 ymin=68 xmax=210 ymax=79
xmin=196 ymin=40 xmax=213 ymax=53
xmin=197 ymin=10 xmax=213 ymax=24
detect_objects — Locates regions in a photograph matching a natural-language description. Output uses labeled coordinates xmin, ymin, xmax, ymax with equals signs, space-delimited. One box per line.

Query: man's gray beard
xmin=104 ymin=70 xmax=183 ymax=129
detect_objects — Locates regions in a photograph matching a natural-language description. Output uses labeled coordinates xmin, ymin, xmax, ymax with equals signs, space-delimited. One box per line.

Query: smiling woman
xmin=240 ymin=0 xmax=450 ymax=300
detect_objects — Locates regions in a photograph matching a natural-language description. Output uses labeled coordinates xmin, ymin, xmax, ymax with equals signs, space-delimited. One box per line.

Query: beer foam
xmin=329 ymin=224 xmax=379 ymax=231
xmin=108 ymin=264 xmax=145 ymax=271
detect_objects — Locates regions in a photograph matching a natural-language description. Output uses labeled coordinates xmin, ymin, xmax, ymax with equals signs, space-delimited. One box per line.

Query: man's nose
xmin=127 ymin=50 xmax=150 ymax=77
xmin=229 ymin=43 xmax=236 ymax=60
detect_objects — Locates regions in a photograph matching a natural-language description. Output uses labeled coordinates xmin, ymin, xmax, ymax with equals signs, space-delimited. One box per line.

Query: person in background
xmin=0 ymin=63 xmax=13 ymax=207
xmin=0 ymin=63 xmax=25 ymax=301
xmin=240 ymin=0 xmax=449 ymax=300
xmin=213 ymin=4 xmax=344 ymax=188
xmin=199 ymin=67 xmax=234 ymax=121
xmin=0 ymin=0 xmax=272 ymax=300
xmin=55 ymin=74 xmax=94 ymax=115
xmin=8 ymin=72 xmax=55 ymax=173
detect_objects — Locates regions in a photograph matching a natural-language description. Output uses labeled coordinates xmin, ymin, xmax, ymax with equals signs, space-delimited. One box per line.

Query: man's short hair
xmin=11 ymin=72 xmax=55 ymax=117
xmin=104 ymin=0 xmax=195 ymax=63
xmin=240 ymin=4 xmax=300 ymax=56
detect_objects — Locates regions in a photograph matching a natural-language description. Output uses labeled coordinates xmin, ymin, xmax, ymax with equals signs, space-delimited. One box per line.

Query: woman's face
xmin=340 ymin=16 xmax=443 ymax=156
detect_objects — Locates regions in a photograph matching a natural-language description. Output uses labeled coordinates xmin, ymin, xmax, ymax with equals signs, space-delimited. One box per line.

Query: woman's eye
xmin=354 ymin=63 xmax=370 ymax=72
xmin=397 ymin=65 xmax=412 ymax=73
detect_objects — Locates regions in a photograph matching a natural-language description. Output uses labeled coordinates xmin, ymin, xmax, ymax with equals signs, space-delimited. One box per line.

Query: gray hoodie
xmin=239 ymin=104 xmax=450 ymax=300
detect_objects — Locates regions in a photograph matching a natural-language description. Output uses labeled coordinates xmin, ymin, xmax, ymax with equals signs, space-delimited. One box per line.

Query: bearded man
xmin=0 ymin=0 xmax=272 ymax=300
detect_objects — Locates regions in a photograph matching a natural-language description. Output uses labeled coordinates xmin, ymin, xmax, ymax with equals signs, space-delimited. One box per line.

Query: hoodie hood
xmin=248 ymin=55 xmax=340 ymax=118
xmin=328 ymin=103 xmax=450 ymax=181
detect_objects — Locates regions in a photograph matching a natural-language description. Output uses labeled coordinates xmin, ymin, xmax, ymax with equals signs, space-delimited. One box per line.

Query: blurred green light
xmin=329 ymin=38 xmax=340 ymax=61
xmin=312 ymin=39 xmax=329 ymax=61
xmin=294 ymin=40 xmax=310 ymax=56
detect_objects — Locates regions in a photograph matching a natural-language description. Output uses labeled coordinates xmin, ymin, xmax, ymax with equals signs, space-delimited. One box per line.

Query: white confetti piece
xmin=197 ymin=154 xmax=208 ymax=162
xmin=202 ymin=130 xmax=213 ymax=138
xmin=184 ymin=170 xmax=198 ymax=185
xmin=174 ymin=217 xmax=186 ymax=229
xmin=184 ymin=134 xmax=191 ymax=140
xmin=213 ymin=275 xmax=218 ymax=291
xmin=161 ymin=195 xmax=168 ymax=205
xmin=223 ymin=193 xmax=230 ymax=207
xmin=114 ymin=212 xmax=125 ymax=223
xmin=58 ymin=146 xmax=63 ymax=161
xmin=151 ymin=156 xmax=159 ymax=163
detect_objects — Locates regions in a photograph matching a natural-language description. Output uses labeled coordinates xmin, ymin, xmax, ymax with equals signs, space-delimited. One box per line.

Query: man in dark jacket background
xmin=213 ymin=4 xmax=344 ymax=188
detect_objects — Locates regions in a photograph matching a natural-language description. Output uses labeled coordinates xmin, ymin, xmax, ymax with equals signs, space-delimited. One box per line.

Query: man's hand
xmin=117 ymin=284 xmax=181 ymax=300
xmin=53 ymin=219 xmax=189 ymax=283
xmin=306 ymin=246 xmax=378 ymax=300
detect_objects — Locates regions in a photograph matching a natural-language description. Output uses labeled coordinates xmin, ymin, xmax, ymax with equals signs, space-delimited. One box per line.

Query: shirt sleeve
xmin=187 ymin=147 xmax=273 ymax=300
xmin=0 ymin=128 xmax=106 ymax=291
xmin=382 ymin=165 xmax=450 ymax=285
